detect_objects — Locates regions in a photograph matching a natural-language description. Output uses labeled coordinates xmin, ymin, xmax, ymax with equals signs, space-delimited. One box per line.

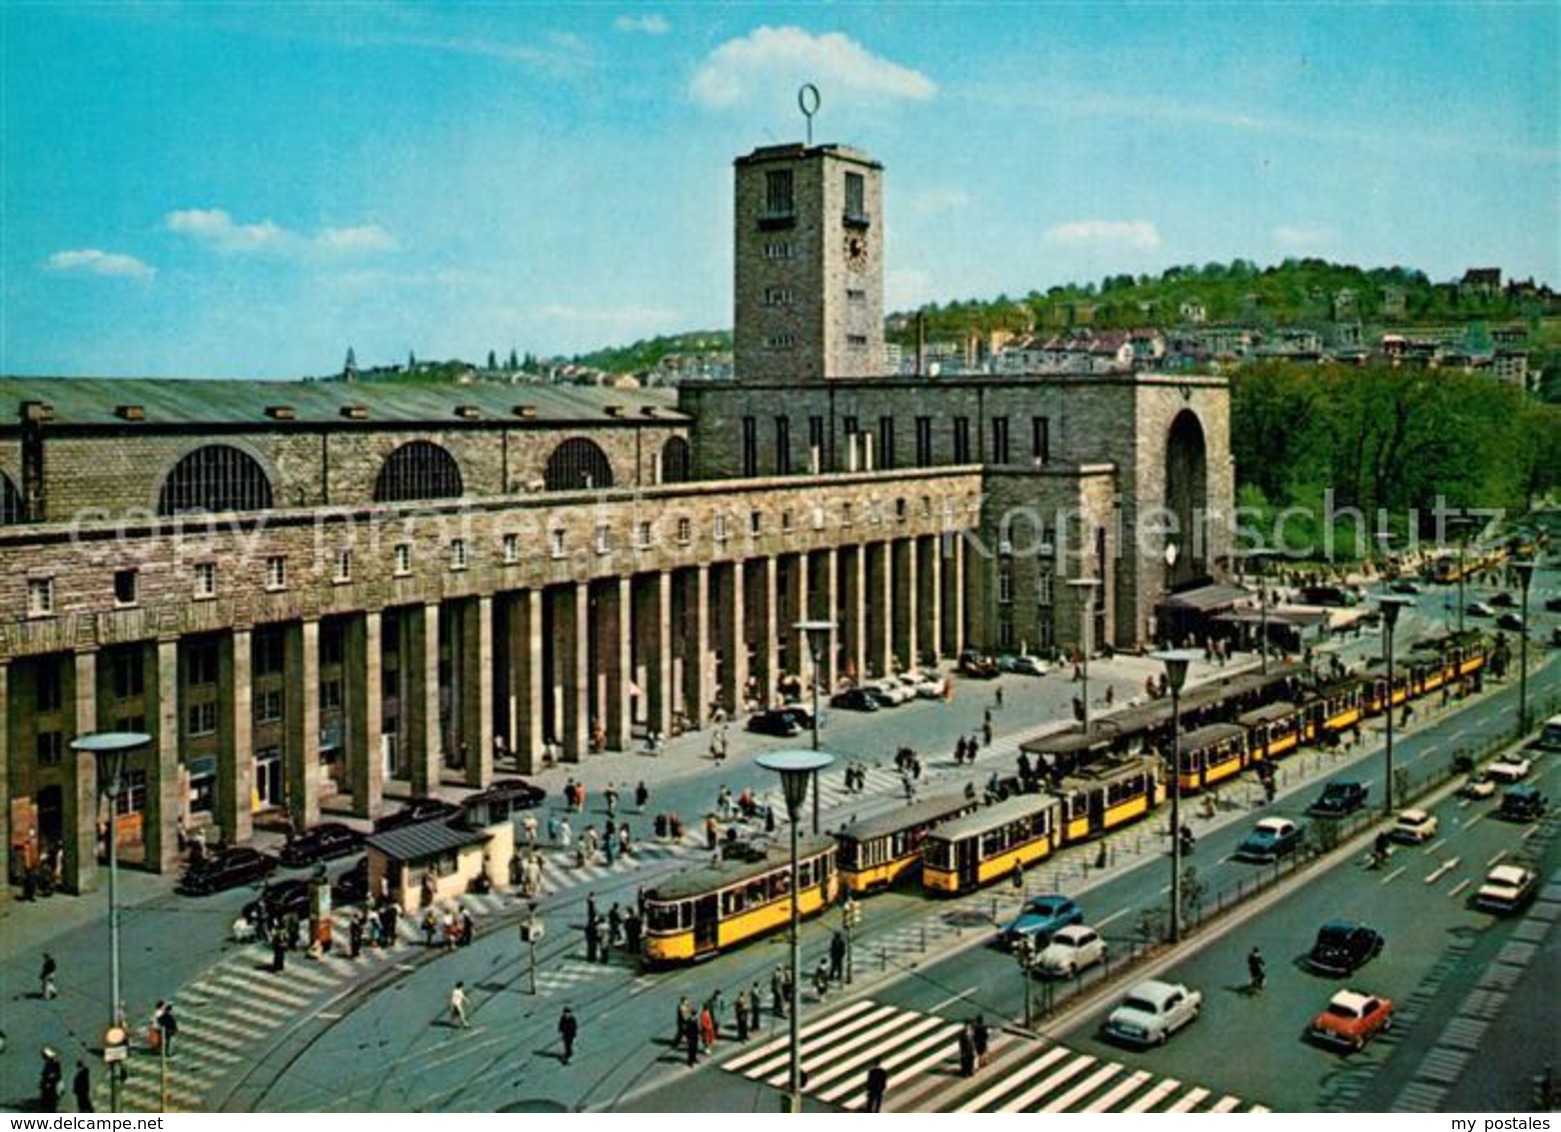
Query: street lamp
xmin=70 ymin=731 xmax=151 ymax=1115
xmin=1448 ymin=514 xmax=1476 ymax=637
xmin=520 ymin=902 xmax=545 ymax=994
xmin=1066 ymin=579 xmax=1101 ymax=734
xmin=1238 ymin=549 xmax=1272 ymax=675
xmin=1377 ymin=596 xmax=1415 ymax=816
xmin=1150 ymin=650 xmax=1200 ymax=944
xmin=756 ymin=749 xmax=835 ymax=1114
xmin=1513 ymin=559 xmax=1537 ymax=736
xmin=795 ymin=619 xmax=836 ymax=836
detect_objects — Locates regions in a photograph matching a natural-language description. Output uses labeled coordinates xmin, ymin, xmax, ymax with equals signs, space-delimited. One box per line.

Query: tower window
xmin=741 ymin=417 xmax=758 ymax=477
xmin=765 ymin=333 xmax=795 ymax=349
xmin=952 ymin=418 xmax=971 ymax=463
xmin=992 ymin=416 xmax=1011 ymax=465
xmin=775 ymin=417 xmax=791 ymax=475
xmin=1032 ymin=416 xmax=1051 ymax=464
xmin=764 ymin=170 xmax=794 ymax=217
xmin=763 ymin=286 xmax=794 ymax=306
xmin=762 ymin=241 xmax=796 ymax=260
xmin=878 ymin=416 xmax=895 ymax=470
xmin=27 ymin=577 xmax=54 ymax=617
xmin=844 ymin=171 xmax=868 ymax=226
xmin=915 ymin=416 xmax=933 ymax=467
xmin=114 ymin=568 xmax=138 ymax=606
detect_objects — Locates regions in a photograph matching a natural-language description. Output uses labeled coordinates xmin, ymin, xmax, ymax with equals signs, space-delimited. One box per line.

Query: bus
xmin=835 ymin=793 xmax=979 ymax=894
xmin=640 ymin=836 xmax=838 ymax=965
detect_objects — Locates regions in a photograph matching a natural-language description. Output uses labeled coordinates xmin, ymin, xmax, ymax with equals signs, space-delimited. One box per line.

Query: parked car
xmin=747 ymin=708 xmax=802 ymax=737
xmin=332 ymin=856 xmax=370 ymax=906
xmin=998 ymin=894 xmax=1083 ymax=949
xmin=1308 ymin=989 xmax=1393 ymax=1051
xmin=1467 ymin=601 xmax=1495 ymax=617
xmin=1546 ymin=596 xmax=1561 ymax=614
xmin=1474 ymin=864 xmax=1539 ymax=913
xmin=1485 ymin=756 xmax=1532 ymax=784
xmin=1389 ymin=808 xmax=1439 ymax=843
xmin=176 ymin=846 xmax=277 ymax=895
xmin=1103 ymin=980 xmax=1203 ymax=1047
xmin=1235 ymin=817 xmax=1306 ymax=862
xmin=1306 ymin=920 xmax=1385 ymax=976
xmin=1496 ymin=613 xmax=1526 ymax=633
xmin=911 ymin=671 xmax=949 ymax=699
xmin=868 ymin=679 xmax=915 ymax=707
xmin=1033 ymin=924 xmax=1108 ymax=977
xmin=277 ymin=822 xmax=366 ymax=868
xmin=1489 ymin=591 xmax=1518 ymax=608
xmin=1389 ymin=580 xmax=1422 ymax=595
xmin=831 ymin=687 xmax=880 ymax=712
xmin=464 ymin=777 xmax=549 ymax=823
xmin=1011 ymin=655 xmax=1050 ymax=676
xmin=1307 ymin=780 xmax=1369 ymax=818
xmin=1460 ymin=774 xmax=1498 ymax=800
xmin=241 ymin=877 xmax=313 ymax=926
xmin=958 ymin=650 xmax=1000 ymax=679
xmin=374 ymin=797 xmax=461 ymax=832
xmin=1499 ymin=785 xmax=1548 ymax=822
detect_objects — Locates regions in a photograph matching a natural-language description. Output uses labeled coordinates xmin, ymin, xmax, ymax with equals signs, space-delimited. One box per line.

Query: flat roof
xmin=366 ymin=821 xmax=491 ymax=862
xmin=645 ymin=835 xmax=836 ymax=902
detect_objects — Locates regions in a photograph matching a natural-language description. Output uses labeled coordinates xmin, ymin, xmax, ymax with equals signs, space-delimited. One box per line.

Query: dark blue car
xmin=998 ymin=894 xmax=1082 ymax=949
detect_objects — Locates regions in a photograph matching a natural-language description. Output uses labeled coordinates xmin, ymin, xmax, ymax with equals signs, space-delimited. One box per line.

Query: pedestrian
xmin=422 ymin=909 xmax=439 ymax=948
xmin=587 ymin=891 xmax=599 ymax=926
xmin=607 ymin=782 xmax=619 ymax=816
xmin=699 ymin=1002 xmax=716 ymax=1052
xmin=735 ymin=989 xmax=750 ymax=1041
xmin=608 ymin=903 xmax=623 ymax=946
xmin=1247 ymin=946 xmax=1266 ymax=992
xmin=157 ymin=1001 xmax=179 ymax=1057
xmin=349 ymin=911 xmax=364 ymax=958
xmin=982 ymin=719 xmax=993 ymax=746
xmin=450 ymin=981 xmax=470 ymax=1028
xmin=676 ymin=995 xmax=694 ymax=1044
xmin=558 ymin=816 xmax=573 ymax=849
xmin=972 ymin=1015 xmax=989 ymax=1069
xmin=1012 ymin=862 xmax=1024 ymax=893
xmin=460 ymin=906 xmax=475 ymax=947
xmin=39 ymin=1048 xmax=62 ymax=1113
xmin=865 ymin=1059 xmax=889 ymax=1112
xmin=625 ymin=909 xmax=642 ymax=955
xmin=830 ymin=930 xmax=846 ymax=983
xmin=957 ymin=1024 xmax=976 ymax=1077
xmin=380 ymin=901 xmax=399 ymax=946
xmin=771 ymin=966 xmax=787 ymax=1018
xmin=635 ymin=780 xmax=649 ymax=812
xmin=684 ymin=1013 xmax=700 ymax=1066
xmin=995 ymin=685 xmax=1004 ymax=709
xmin=585 ymin=918 xmax=601 ymax=964
xmin=271 ymin=927 xmax=287 ymax=973
xmin=72 ymin=1061 xmax=92 ymax=1113
xmin=765 ymin=804 xmax=777 ymax=834
xmin=40 ymin=952 xmax=57 ymax=1000
xmin=558 ymin=1006 xmax=578 ymax=1065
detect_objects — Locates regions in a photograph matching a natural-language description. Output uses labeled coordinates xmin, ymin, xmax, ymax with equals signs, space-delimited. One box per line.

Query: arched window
xmin=660 ymin=436 xmax=691 ymax=484
xmin=374 ymin=441 xmax=464 ymax=503
xmin=158 ymin=445 xmax=274 ymax=515
xmin=0 ymin=470 xmax=21 ymax=524
xmin=545 ymin=438 xmax=614 ymax=492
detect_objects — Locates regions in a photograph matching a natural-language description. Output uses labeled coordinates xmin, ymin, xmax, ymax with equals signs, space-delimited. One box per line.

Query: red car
xmin=1308 ymin=989 xmax=1393 ymax=1051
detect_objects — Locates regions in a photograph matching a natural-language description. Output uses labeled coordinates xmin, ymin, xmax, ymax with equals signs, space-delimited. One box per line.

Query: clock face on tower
xmin=844 ymin=232 xmax=869 ymax=269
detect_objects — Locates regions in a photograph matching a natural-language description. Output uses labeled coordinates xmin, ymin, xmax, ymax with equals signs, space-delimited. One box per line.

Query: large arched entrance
xmin=1164 ymin=409 xmax=1208 ymax=588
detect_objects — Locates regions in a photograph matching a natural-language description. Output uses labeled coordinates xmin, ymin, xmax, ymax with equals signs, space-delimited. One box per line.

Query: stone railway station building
xmin=0 ymin=138 xmax=1232 ymax=896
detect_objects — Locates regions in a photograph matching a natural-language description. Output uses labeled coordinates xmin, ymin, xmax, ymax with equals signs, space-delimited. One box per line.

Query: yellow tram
xmin=921 ymin=793 xmax=1061 ymax=895
xmin=1173 ymin=722 xmax=1249 ymax=794
xmin=836 ymin=793 xmax=980 ymax=894
xmin=1238 ymin=701 xmax=1305 ymax=763
xmin=1053 ymin=754 xmax=1162 ymax=843
xmin=640 ymin=835 xmax=838 ymax=965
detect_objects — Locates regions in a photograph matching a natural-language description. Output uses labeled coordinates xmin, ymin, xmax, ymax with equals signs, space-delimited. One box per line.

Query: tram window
xmin=746 ymin=879 xmax=768 ymax=906
xmin=646 ymin=903 xmax=682 ymax=933
xmin=772 ymin=872 xmax=791 ymax=898
xmin=723 ymin=890 xmax=743 ymax=916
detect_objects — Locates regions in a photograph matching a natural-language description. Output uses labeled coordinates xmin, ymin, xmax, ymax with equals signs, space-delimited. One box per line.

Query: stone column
xmin=605 ymin=576 xmax=633 ymax=751
xmin=460 ymin=596 xmax=494 ymax=787
xmin=284 ymin=622 xmax=321 ymax=829
xmin=868 ymin=541 xmax=892 ymax=677
xmin=557 ymin=582 xmax=591 ymax=762
xmin=405 ymin=604 xmax=442 ymax=796
xmin=0 ymin=662 xmax=9 ymax=895
xmin=718 ymin=561 xmax=747 ymax=714
xmin=902 ymin=537 xmax=920 ymax=669
xmin=346 ymin=611 xmax=384 ymax=818
xmin=924 ymin=536 xmax=943 ymax=664
xmin=499 ymin=591 xmax=545 ymax=774
xmin=648 ymin=571 xmax=673 ymax=738
xmin=758 ymin=556 xmax=778 ymax=709
xmin=685 ymin=565 xmax=711 ymax=725
xmin=948 ymin=531 xmax=966 ymax=655
xmin=818 ymin=548 xmax=839 ymax=692
xmin=219 ymin=628 xmax=255 ymax=844
xmin=841 ymin=546 xmax=865 ymax=685
xmin=63 ymin=651 xmax=99 ymax=894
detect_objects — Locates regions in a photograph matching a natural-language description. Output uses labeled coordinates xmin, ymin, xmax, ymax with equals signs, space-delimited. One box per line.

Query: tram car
xmin=639 ymin=835 xmax=838 ymax=965
xmin=921 ymin=794 xmax=1062 ymax=895
xmin=1053 ymin=754 xmax=1163 ymax=844
xmin=835 ymin=793 xmax=980 ymax=895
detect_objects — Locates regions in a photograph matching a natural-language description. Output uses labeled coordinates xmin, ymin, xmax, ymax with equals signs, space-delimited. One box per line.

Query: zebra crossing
xmin=720 ymin=999 xmax=1267 ymax=1114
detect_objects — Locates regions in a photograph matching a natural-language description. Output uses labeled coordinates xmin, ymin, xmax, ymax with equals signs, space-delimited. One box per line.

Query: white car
xmin=867 ymin=679 xmax=914 ymax=707
xmin=912 ymin=671 xmax=949 ymax=699
xmin=1460 ymin=775 xmax=1498 ymax=800
xmin=1485 ymin=757 xmax=1533 ymax=784
xmin=1034 ymin=924 xmax=1107 ymax=977
xmin=1103 ymin=979 xmax=1202 ymax=1047
xmin=1011 ymin=655 xmax=1050 ymax=676
xmin=1390 ymin=808 xmax=1439 ymax=843
xmin=1475 ymin=865 xmax=1538 ymax=914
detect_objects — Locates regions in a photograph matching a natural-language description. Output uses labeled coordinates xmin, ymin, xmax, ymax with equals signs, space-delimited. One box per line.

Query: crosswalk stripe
xmin=1124 ymin=1077 xmax=1182 ymax=1113
xmin=812 ymin=1014 xmax=948 ymax=1103
xmin=749 ymin=1005 xmax=903 ymax=1085
xmin=181 ymin=1010 xmax=270 ymax=1043
xmin=1165 ymin=1085 xmax=1210 ymax=1113
xmin=1210 ymin=1094 xmax=1243 ymax=1113
xmin=849 ymin=1023 xmax=964 ymax=1111
xmin=956 ymin=1046 xmax=1070 ymax=1113
xmin=1043 ymin=1061 xmax=1124 ymax=1113
xmin=207 ymin=972 xmax=313 ymax=1010
xmin=723 ymin=999 xmax=879 ymax=1073
xmin=1083 ymin=1068 xmax=1153 ymax=1113
xmin=999 ymin=1052 xmax=1097 ymax=1113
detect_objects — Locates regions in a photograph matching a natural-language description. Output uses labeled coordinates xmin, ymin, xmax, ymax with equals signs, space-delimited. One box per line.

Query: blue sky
xmin=3 ymin=2 xmax=1556 ymax=379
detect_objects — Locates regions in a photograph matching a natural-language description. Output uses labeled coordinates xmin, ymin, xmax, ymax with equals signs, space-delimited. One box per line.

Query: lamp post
xmin=70 ymin=731 xmax=151 ymax=1115
xmin=1238 ymin=549 xmax=1271 ymax=675
xmin=1448 ymin=514 xmax=1475 ymax=637
xmin=1150 ymin=651 xmax=1199 ymax=944
xmin=520 ymin=902 xmax=545 ymax=994
xmin=1513 ymin=559 xmax=1536 ymax=736
xmin=795 ymin=619 xmax=836 ymax=836
xmin=1377 ymin=596 xmax=1415 ymax=816
xmin=756 ymin=749 xmax=835 ymax=1114
xmin=1066 ymin=579 xmax=1100 ymax=734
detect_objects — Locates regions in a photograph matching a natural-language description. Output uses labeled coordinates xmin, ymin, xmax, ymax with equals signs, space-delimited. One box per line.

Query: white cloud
xmin=166 ymin=209 xmax=397 ymax=256
xmin=45 ymin=249 xmax=156 ymax=280
xmin=1044 ymin=220 xmax=1162 ymax=250
xmin=614 ymin=14 xmax=668 ymax=35
xmin=1273 ymin=223 xmax=1337 ymax=249
xmin=690 ymin=27 xmax=936 ymax=108
xmin=166 ymin=208 xmax=288 ymax=252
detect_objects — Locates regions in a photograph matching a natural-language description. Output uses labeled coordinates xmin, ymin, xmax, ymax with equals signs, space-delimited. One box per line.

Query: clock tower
xmin=732 ymin=143 xmax=885 ymax=383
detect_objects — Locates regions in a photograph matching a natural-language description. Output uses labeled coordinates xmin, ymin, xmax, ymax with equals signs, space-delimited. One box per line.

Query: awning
xmin=1158 ymin=584 xmax=1251 ymax=613
xmin=366 ymin=822 xmax=490 ymax=863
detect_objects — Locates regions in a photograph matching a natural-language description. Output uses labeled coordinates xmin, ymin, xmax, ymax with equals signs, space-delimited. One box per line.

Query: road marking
xmin=1381 ymin=865 xmax=1407 ymax=885
xmin=1465 ymin=812 xmax=1487 ymax=831
xmin=1486 ymin=849 xmax=1507 ymax=867
xmin=315 ymin=1010 xmax=343 ymax=1020
xmin=1425 ymin=859 xmax=1459 ymax=884
xmin=1425 ymin=839 xmax=1447 ymax=854
xmin=930 ymin=987 xmax=981 ymax=1013
xmin=1448 ymin=878 xmax=1471 ymax=899
xmin=1096 ymin=907 xmax=1131 ymax=929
